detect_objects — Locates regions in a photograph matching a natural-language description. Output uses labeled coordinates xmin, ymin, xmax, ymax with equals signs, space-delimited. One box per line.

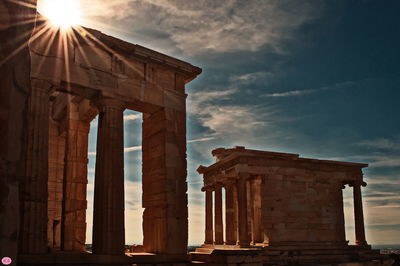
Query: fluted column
xmin=92 ymin=98 xmax=125 ymax=255
xmin=225 ymin=182 xmax=237 ymax=245
xmin=204 ymin=188 xmax=214 ymax=245
xmin=214 ymin=184 xmax=224 ymax=245
xmin=252 ymin=178 xmax=262 ymax=243
xmin=237 ymin=173 xmax=250 ymax=247
xmin=19 ymin=81 xmax=50 ymax=254
xmin=352 ymin=180 xmax=367 ymax=246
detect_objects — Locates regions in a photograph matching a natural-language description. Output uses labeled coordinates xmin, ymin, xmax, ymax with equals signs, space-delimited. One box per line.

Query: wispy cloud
xmin=88 ymin=145 xmax=142 ymax=156
xmin=63 ymin=0 xmax=321 ymax=56
xmin=124 ymin=145 xmax=142 ymax=152
xmin=188 ymin=88 xmax=275 ymax=138
xmin=373 ymin=205 xmax=400 ymax=209
xmin=263 ymin=80 xmax=355 ymax=98
xmin=367 ymin=178 xmax=400 ymax=185
xmin=355 ymin=137 xmax=400 ymax=151
xmin=188 ymin=136 xmax=216 ymax=143
xmin=264 ymin=89 xmax=317 ymax=97
xmin=229 ymin=71 xmax=272 ymax=84
xmin=124 ymin=114 xmax=141 ymax=121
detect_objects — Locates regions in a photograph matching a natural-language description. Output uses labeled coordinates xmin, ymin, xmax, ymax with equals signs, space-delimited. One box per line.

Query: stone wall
xmin=262 ymin=167 xmax=347 ymax=245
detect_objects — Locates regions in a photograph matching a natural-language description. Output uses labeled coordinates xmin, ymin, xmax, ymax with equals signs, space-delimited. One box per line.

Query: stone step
xmin=263 ymin=253 xmax=355 ymax=265
xmin=194 ymin=248 xmax=214 ymax=253
xmin=190 ymin=252 xmax=211 ymax=263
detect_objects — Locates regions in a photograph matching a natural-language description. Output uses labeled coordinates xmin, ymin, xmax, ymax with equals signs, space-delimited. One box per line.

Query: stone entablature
xmin=30 ymin=20 xmax=201 ymax=114
xmin=197 ymin=146 xmax=368 ymax=249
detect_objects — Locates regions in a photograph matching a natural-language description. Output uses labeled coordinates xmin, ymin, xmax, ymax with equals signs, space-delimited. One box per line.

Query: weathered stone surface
xmin=142 ymin=107 xmax=188 ymax=255
xmin=1 ymin=6 xmax=201 ymax=264
xmin=196 ymin=146 xmax=390 ymax=265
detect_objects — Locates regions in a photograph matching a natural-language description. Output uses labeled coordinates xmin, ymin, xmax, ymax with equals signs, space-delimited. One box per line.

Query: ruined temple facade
xmin=194 ymin=147 xmax=392 ymax=265
xmin=16 ymin=18 xmax=201 ymax=265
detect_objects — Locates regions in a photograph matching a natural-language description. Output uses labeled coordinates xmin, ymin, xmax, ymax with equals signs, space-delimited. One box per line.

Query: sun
xmin=39 ymin=0 xmax=82 ymax=29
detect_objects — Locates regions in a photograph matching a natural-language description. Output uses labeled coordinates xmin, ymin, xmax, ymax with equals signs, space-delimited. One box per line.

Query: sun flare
xmin=39 ymin=0 xmax=81 ymax=29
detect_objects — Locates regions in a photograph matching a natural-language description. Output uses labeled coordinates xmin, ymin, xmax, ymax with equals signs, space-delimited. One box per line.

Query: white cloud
xmin=264 ymin=89 xmax=317 ymax=97
xmin=369 ymin=157 xmax=400 ymax=168
xmin=86 ymin=145 xmax=142 ymax=156
xmin=367 ymin=178 xmax=400 ymax=185
xmin=373 ymin=205 xmax=400 ymax=209
xmin=50 ymin=0 xmax=321 ymax=56
xmin=333 ymin=154 xmax=400 ymax=168
xmin=356 ymin=137 xmax=400 ymax=151
xmin=263 ymin=80 xmax=355 ymax=98
xmin=188 ymin=136 xmax=216 ymax=143
xmin=124 ymin=114 xmax=141 ymax=121
xmin=229 ymin=71 xmax=272 ymax=84
xmin=186 ymin=87 xmax=284 ymax=164
xmin=188 ymin=88 xmax=275 ymax=138
xmin=124 ymin=145 xmax=142 ymax=152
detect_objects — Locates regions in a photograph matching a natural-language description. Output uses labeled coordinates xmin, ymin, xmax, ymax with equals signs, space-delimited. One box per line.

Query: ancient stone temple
xmin=1 ymin=2 xmax=202 ymax=265
xmin=194 ymin=146 xmax=393 ymax=265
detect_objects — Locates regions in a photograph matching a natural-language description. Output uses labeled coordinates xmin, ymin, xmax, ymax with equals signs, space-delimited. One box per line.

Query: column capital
xmin=94 ymin=97 xmax=126 ymax=110
xmin=349 ymin=180 xmax=367 ymax=187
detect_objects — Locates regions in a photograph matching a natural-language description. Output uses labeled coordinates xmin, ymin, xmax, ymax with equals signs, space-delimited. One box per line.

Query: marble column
xmin=237 ymin=173 xmax=250 ymax=247
xmin=225 ymin=182 xmax=237 ymax=245
xmin=352 ymin=181 xmax=367 ymax=246
xmin=92 ymin=98 xmax=125 ymax=255
xmin=19 ymin=81 xmax=50 ymax=254
xmin=204 ymin=188 xmax=214 ymax=245
xmin=252 ymin=178 xmax=262 ymax=243
xmin=214 ymin=184 xmax=224 ymax=245
xmin=61 ymin=102 xmax=90 ymax=252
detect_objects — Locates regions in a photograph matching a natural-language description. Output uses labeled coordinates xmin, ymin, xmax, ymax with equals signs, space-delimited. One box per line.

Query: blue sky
xmin=38 ymin=0 xmax=400 ymax=246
